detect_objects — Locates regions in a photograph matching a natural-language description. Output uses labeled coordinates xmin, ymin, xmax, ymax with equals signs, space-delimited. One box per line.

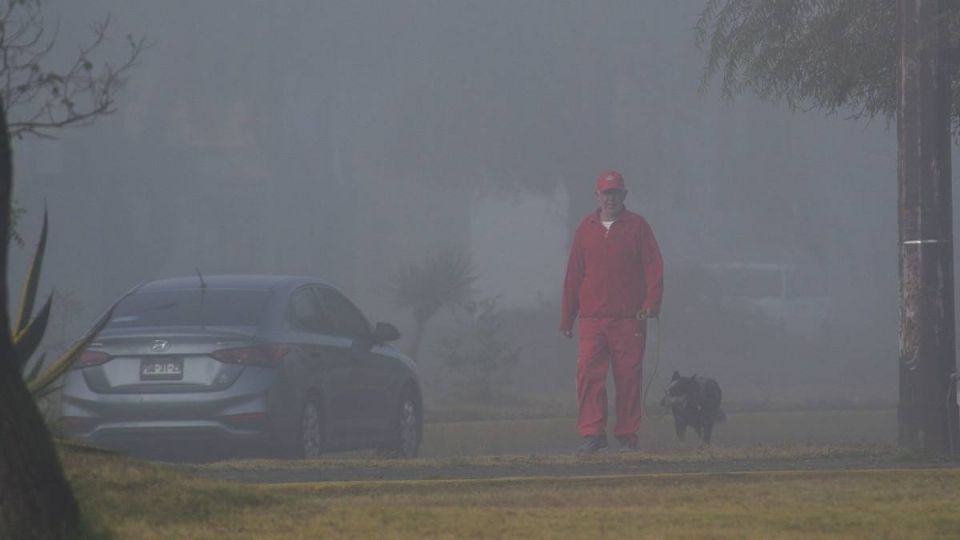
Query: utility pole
xmin=897 ymin=0 xmax=959 ymax=455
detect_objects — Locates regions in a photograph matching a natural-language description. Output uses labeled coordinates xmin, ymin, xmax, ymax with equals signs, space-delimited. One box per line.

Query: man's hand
xmin=636 ymin=308 xmax=659 ymax=320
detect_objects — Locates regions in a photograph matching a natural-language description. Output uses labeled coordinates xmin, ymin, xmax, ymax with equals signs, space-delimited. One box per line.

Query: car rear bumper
xmin=59 ymin=366 xmax=295 ymax=449
xmin=63 ymin=419 xmax=273 ymax=446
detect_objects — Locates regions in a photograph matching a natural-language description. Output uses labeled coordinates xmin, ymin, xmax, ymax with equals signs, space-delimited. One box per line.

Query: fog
xmin=7 ymin=1 xmax=925 ymax=409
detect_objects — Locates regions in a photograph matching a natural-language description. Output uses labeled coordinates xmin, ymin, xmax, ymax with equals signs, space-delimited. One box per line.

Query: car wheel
xmin=298 ymin=398 xmax=324 ymax=460
xmin=377 ymin=389 xmax=421 ymax=459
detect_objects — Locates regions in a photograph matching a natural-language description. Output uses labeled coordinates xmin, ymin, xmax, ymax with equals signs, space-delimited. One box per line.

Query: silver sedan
xmin=60 ymin=274 xmax=422 ymax=459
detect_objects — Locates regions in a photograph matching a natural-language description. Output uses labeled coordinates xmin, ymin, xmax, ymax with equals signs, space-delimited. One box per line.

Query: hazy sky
xmin=6 ymin=1 xmax=935 ymax=401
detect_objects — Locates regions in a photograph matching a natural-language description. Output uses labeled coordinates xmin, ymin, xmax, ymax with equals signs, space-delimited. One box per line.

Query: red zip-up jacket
xmin=560 ymin=208 xmax=663 ymax=332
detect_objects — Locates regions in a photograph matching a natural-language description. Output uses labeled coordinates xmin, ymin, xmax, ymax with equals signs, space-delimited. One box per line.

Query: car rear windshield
xmin=107 ymin=289 xmax=270 ymax=328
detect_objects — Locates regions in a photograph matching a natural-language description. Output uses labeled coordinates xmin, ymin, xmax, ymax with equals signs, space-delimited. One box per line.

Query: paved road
xmin=197 ymin=453 xmax=960 ymax=484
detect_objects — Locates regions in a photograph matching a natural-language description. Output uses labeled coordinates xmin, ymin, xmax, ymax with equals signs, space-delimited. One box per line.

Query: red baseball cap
xmin=595 ymin=170 xmax=625 ymax=192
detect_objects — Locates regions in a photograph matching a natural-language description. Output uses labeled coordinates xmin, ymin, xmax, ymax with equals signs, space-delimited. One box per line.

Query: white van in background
xmin=700 ymin=262 xmax=835 ymax=338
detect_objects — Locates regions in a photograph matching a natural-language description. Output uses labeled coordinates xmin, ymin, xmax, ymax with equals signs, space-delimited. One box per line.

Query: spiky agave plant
xmin=13 ymin=210 xmax=111 ymax=398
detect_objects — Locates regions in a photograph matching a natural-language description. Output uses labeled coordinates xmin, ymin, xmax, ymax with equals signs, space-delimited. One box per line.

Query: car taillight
xmin=74 ymin=350 xmax=111 ymax=368
xmin=211 ymin=345 xmax=289 ymax=367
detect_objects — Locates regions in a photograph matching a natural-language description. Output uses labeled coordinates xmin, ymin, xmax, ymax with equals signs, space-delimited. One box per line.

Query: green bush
xmin=436 ymin=297 xmax=519 ymax=405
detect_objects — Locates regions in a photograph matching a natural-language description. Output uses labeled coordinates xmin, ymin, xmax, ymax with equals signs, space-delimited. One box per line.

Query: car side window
xmin=315 ymin=287 xmax=370 ymax=338
xmin=286 ymin=287 xmax=326 ymax=333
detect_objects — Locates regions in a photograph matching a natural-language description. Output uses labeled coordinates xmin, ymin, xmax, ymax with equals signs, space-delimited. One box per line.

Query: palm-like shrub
xmin=387 ymin=247 xmax=477 ymax=361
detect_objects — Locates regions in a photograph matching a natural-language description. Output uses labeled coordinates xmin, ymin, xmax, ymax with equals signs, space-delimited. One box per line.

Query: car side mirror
xmin=372 ymin=322 xmax=401 ymax=343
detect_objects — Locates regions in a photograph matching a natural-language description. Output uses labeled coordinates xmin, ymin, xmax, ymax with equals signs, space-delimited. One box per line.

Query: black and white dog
xmin=660 ymin=371 xmax=726 ymax=445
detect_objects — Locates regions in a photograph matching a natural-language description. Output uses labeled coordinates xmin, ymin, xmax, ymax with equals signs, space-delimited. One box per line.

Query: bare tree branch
xmin=0 ymin=1 xmax=149 ymax=139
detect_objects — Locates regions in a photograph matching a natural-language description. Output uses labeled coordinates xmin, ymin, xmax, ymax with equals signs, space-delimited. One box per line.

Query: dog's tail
xmin=715 ymin=409 xmax=727 ymax=424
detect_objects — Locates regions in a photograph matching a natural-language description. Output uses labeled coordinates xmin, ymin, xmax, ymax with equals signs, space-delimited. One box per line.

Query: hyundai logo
xmin=150 ymin=339 xmax=170 ymax=353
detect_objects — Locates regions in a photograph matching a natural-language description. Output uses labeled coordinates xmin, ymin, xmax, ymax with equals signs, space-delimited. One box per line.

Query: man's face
xmin=596 ymin=188 xmax=627 ymax=214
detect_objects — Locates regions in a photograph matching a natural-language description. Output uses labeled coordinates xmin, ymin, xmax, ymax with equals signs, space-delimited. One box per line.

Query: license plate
xmin=140 ymin=358 xmax=184 ymax=380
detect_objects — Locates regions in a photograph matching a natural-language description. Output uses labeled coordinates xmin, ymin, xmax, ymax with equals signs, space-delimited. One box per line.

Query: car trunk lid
xmin=81 ymin=326 xmax=258 ymax=394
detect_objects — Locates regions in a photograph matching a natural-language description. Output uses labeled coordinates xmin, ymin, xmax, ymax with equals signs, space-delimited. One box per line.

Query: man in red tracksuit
xmin=560 ymin=170 xmax=663 ymax=453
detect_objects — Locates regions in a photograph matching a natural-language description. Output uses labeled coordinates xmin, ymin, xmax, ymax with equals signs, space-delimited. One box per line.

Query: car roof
xmin=136 ymin=274 xmax=336 ymax=293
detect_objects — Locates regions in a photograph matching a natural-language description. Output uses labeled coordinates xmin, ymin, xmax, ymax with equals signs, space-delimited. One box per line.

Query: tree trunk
xmin=0 ymin=103 xmax=81 ymax=537
xmin=408 ymin=318 xmax=427 ymax=362
xmin=896 ymin=0 xmax=960 ymax=455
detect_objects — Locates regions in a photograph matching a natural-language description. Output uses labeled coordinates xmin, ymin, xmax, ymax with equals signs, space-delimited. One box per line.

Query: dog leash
xmin=641 ymin=315 xmax=662 ymax=412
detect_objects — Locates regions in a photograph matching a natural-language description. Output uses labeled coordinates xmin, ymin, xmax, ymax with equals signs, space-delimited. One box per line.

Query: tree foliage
xmin=0 ymin=0 xmax=146 ymax=138
xmin=696 ymin=0 xmax=960 ymax=131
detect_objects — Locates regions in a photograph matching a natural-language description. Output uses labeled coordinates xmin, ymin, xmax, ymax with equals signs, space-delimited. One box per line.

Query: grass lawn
xmin=63 ymin=442 xmax=960 ymax=539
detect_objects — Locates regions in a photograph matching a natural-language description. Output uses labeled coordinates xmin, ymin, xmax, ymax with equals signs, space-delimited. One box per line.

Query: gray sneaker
xmin=576 ymin=435 xmax=608 ymax=454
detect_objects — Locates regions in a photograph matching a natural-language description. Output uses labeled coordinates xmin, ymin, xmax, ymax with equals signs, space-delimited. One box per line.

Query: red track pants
xmin=576 ymin=318 xmax=646 ymax=438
